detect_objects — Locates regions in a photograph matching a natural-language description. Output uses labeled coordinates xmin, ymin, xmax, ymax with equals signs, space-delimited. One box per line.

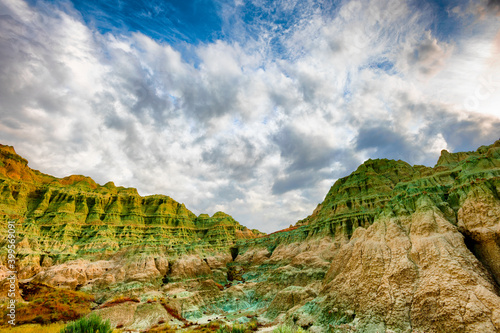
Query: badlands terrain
xmin=1 ymin=140 xmax=500 ymax=332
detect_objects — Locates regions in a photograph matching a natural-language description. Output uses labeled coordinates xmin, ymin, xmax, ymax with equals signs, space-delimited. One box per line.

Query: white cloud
xmin=0 ymin=0 xmax=499 ymax=233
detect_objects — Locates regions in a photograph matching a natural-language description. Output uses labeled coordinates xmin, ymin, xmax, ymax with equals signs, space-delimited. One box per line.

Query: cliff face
xmin=0 ymin=144 xmax=260 ymax=281
xmin=1 ymin=141 xmax=500 ymax=333
xmin=234 ymin=140 xmax=500 ymax=332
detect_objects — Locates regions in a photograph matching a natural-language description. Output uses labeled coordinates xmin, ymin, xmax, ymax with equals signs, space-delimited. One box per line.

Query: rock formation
xmin=1 ymin=140 xmax=499 ymax=333
xmin=0 ymin=144 xmax=261 ymax=282
xmin=233 ymin=140 xmax=500 ymax=332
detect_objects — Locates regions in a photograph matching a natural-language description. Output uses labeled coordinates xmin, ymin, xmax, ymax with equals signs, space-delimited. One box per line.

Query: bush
xmin=148 ymin=323 xmax=177 ymax=333
xmin=59 ymin=313 xmax=112 ymax=333
xmin=215 ymin=323 xmax=254 ymax=333
xmin=231 ymin=325 xmax=246 ymax=333
xmin=247 ymin=319 xmax=258 ymax=331
xmin=272 ymin=325 xmax=306 ymax=333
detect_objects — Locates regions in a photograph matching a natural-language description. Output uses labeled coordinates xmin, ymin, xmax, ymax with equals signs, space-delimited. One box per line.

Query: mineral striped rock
xmin=235 ymin=139 xmax=500 ymax=332
xmin=1 ymin=140 xmax=500 ymax=333
xmin=0 ymin=144 xmax=261 ymax=284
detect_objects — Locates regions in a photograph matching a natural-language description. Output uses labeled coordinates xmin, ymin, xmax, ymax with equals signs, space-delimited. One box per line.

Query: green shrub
xmin=247 ymin=319 xmax=258 ymax=331
xmin=272 ymin=325 xmax=306 ymax=333
xmin=216 ymin=324 xmax=249 ymax=333
xmin=59 ymin=313 xmax=112 ymax=333
xmin=231 ymin=324 xmax=247 ymax=333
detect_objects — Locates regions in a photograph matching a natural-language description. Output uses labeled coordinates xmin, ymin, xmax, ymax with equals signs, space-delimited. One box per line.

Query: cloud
xmin=0 ymin=0 xmax=499 ymax=233
xmin=402 ymin=31 xmax=453 ymax=77
xmin=488 ymin=0 xmax=500 ymax=11
xmin=424 ymin=110 xmax=500 ymax=153
xmin=273 ymin=126 xmax=335 ymax=173
xmin=201 ymin=135 xmax=265 ymax=182
xmin=272 ymin=171 xmax=327 ymax=195
xmin=356 ymin=126 xmax=412 ymax=159
xmin=452 ymin=0 xmax=500 ymax=19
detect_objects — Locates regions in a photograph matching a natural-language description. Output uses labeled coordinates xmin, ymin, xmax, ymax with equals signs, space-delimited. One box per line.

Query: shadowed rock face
xmin=1 ymin=141 xmax=499 ymax=333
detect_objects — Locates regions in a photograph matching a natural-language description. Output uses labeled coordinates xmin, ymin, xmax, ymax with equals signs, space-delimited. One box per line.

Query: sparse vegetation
xmin=182 ymin=321 xmax=222 ymax=332
xmin=147 ymin=322 xmax=177 ymax=332
xmin=327 ymin=323 xmax=357 ymax=333
xmin=4 ymin=284 xmax=94 ymax=325
xmin=0 ymin=323 xmax=66 ymax=333
xmin=99 ymin=296 xmax=140 ymax=308
xmin=272 ymin=324 xmax=306 ymax=333
xmin=215 ymin=321 xmax=259 ymax=333
xmin=59 ymin=313 xmax=112 ymax=333
xmin=159 ymin=298 xmax=186 ymax=322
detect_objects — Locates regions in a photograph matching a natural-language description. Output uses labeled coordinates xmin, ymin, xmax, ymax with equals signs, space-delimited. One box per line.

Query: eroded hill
xmin=1 ymin=140 xmax=500 ymax=332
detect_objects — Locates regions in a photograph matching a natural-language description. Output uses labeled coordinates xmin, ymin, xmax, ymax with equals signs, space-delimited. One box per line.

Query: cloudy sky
xmin=1 ymin=0 xmax=499 ymax=232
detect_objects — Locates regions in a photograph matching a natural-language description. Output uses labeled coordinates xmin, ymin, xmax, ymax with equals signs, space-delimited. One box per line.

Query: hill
xmin=1 ymin=140 xmax=499 ymax=332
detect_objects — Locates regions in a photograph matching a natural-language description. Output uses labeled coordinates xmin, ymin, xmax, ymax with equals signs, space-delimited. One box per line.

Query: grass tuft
xmin=272 ymin=325 xmax=306 ymax=333
xmin=59 ymin=313 xmax=112 ymax=333
xmin=0 ymin=323 xmax=65 ymax=333
xmin=215 ymin=321 xmax=259 ymax=333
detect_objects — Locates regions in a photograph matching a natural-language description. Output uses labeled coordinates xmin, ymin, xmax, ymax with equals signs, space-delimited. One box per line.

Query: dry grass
xmin=146 ymin=322 xmax=178 ymax=332
xmin=0 ymin=322 xmax=65 ymax=333
xmin=189 ymin=322 xmax=224 ymax=332
xmin=2 ymin=284 xmax=94 ymax=325
xmin=159 ymin=298 xmax=186 ymax=322
xmin=99 ymin=296 xmax=140 ymax=309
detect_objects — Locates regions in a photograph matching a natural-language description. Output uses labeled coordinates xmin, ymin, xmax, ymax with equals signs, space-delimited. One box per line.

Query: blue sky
xmin=62 ymin=0 xmax=470 ymax=53
xmin=68 ymin=0 xmax=225 ymax=45
xmin=1 ymin=0 xmax=499 ymax=232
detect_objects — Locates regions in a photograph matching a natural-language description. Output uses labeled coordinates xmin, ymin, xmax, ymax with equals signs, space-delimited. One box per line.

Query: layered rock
xmin=242 ymin=140 xmax=500 ymax=332
xmin=0 ymin=144 xmax=261 ymax=282
xmin=1 ymin=140 xmax=500 ymax=333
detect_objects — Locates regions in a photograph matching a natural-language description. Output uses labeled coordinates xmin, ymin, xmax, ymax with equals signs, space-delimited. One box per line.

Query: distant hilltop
xmin=0 ymin=143 xmax=264 ymax=269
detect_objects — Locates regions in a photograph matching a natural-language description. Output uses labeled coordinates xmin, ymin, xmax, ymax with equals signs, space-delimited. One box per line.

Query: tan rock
xmin=128 ymin=302 xmax=175 ymax=331
xmin=154 ymin=257 xmax=169 ymax=275
xmin=170 ymin=255 xmax=212 ymax=280
xmin=266 ymin=286 xmax=317 ymax=319
xmin=204 ymin=253 xmax=232 ymax=269
xmin=235 ymin=248 xmax=270 ymax=265
xmin=457 ymin=184 xmax=500 ymax=286
xmin=321 ymin=199 xmax=500 ymax=332
xmin=29 ymin=255 xmax=164 ymax=289
xmin=31 ymin=259 xmax=89 ymax=289
xmin=122 ymin=257 xmax=161 ymax=282
xmin=93 ymin=301 xmax=140 ymax=328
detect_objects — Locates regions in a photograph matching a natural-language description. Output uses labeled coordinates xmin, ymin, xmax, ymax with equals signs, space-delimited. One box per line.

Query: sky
xmin=0 ymin=0 xmax=499 ymax=233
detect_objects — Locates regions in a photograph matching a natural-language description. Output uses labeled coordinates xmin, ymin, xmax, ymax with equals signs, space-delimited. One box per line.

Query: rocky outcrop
xmin=1 ymin=140 xmax=500 ymax=333
xmin=317 ymin=198 xmax=500 ymax=332
xmin=0 ymin=144 xmax=261 ymax=282
xmin=234 ymin=139 xmax=500 ymax=332
xmin=265 ymin=286 xmax=318 ymax=319
xmin=29 ymin=256 xmax=164 ymax=291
